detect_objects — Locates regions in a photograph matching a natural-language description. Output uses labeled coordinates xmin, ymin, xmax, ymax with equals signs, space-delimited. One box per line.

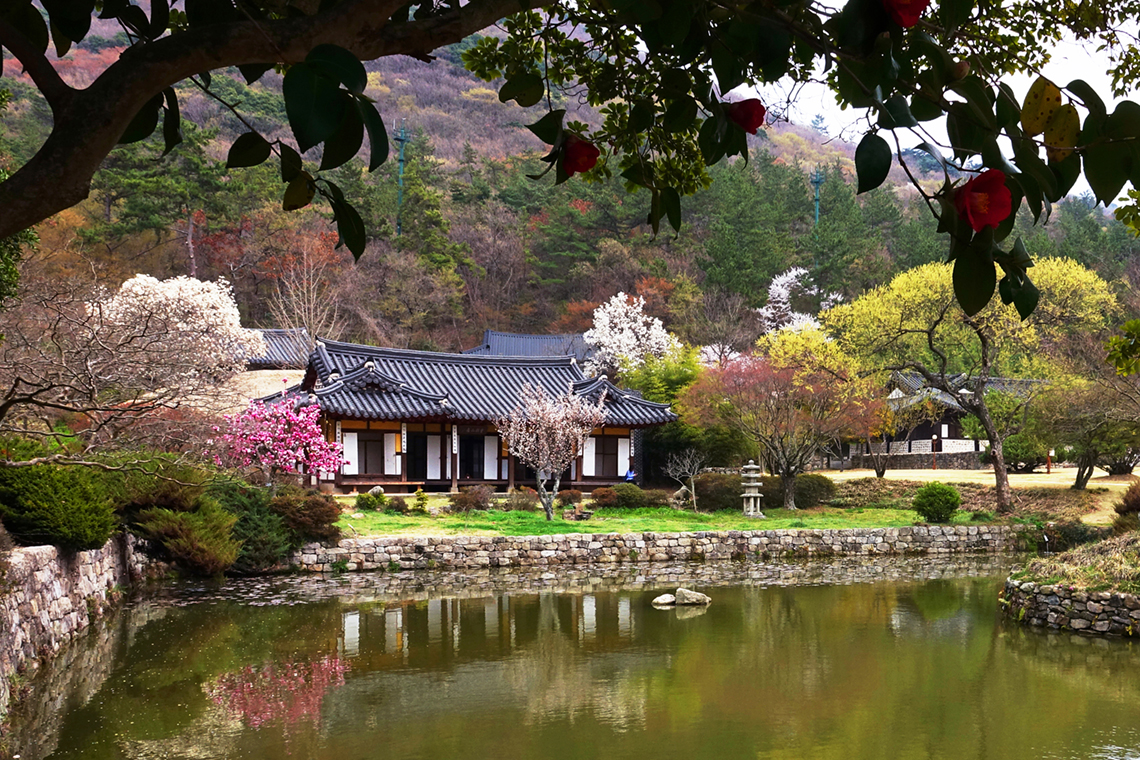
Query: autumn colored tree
xmin=682 ymin=329 xmax=877 ymax=509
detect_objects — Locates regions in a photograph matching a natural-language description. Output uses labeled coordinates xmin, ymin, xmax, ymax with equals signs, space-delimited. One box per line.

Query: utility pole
xmin=394 ymin=121 xmax=410 ymax=237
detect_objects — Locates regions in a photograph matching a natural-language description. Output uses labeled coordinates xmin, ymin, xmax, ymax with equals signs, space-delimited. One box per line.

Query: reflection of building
xmin=279 ymin=339 xmax=675 ymax=493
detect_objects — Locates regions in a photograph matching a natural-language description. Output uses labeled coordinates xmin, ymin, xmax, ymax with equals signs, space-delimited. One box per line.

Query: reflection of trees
xmin=207 ymin=655 xmax=347 ymax=730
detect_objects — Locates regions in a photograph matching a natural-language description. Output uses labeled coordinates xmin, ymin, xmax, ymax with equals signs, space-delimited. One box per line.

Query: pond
xmin=8 ymin=556 xmax=1140 ymax=760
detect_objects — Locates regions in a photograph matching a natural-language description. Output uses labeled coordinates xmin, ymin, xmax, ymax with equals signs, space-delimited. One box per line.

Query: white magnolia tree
xmin=584 ymin=292 xmax=681 ymax=377
xmin=497 ymin=384 xmax=607 ymax=521
xmin=0 ymin=273 xmax=265 ymax=464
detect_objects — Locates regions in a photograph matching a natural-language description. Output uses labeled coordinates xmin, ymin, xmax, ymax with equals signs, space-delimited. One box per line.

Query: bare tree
xmin=497 ymin=384 xmax=606 ymax=520
xmin=664 ymin=448 xmax=705 ymax=511
xmin=267 ymin=241 xmax=348 ymax=354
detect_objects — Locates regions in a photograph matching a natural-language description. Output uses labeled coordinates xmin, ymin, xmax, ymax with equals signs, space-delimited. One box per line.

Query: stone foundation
xmin=291 ymin=524 xmax=1033 ymax=572
xmin=0 ymin=535 xmax=156 ymax=721
xmin=849 ymin=451 xmax=985 ymax=471
xmin=1000 ymin=579 xmax=1140 ymax=637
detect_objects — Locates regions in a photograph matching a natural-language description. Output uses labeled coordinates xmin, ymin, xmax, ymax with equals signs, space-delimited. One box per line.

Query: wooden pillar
xmin=450 ymin=424 xmax=459 ymax=493
xmin=400 ymin=423 xmax=407 ymax=482
xmin=508 ymin=455 xmax=516 ymax=490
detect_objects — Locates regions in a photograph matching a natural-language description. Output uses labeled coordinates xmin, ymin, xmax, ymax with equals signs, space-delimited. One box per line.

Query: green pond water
xmin=9 ymin=556 xmax=1140 ymax=760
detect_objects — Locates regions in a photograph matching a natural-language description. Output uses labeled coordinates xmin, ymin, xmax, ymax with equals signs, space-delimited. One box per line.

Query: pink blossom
xmin=215 ymin=399 xmax=344 ymax=482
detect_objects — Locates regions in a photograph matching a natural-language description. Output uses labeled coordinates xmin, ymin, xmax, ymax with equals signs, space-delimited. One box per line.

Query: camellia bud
xmin=951 ymin=60 xmax=971 ymax=80
xmin=724 ymin=98 xmax=766 ymax=135
xmin=563 ymin=134 xmax=601 ymax=176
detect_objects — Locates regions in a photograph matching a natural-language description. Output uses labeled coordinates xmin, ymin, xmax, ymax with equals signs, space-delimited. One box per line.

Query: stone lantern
xmin=741 ymin=460 xmax=765 ymax=518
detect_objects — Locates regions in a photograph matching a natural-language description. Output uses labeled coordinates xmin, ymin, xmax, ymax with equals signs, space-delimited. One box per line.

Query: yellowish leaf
xmin=1020 ymin=76 xmax=1063 ymax=137
xmin=1044 ymin=104 xmax=1080 ymax=162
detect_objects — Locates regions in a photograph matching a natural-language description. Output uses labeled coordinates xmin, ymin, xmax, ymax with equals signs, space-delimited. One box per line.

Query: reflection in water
xmin=10 ymin=555 xmax=1140 ymax=760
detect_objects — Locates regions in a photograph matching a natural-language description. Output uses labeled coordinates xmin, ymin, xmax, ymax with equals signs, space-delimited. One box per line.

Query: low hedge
xmin=692 ymin=471 xmax=836 ymax=511
xmin=0 ymin=465 xmax=118 ymax=551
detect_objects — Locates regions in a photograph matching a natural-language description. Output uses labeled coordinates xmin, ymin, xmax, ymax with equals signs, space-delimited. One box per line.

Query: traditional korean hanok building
xmin=288 ymin=338 xmax=676 ymax=493
xmin=463 ymin=329 xmax=594 ymax=365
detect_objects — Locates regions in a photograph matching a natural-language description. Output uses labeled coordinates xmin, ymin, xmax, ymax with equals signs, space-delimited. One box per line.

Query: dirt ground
xmin=819 ymin=466 xmax=1134 ymax=525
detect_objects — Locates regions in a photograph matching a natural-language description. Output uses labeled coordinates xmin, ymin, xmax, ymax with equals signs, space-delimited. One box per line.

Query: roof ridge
xmin=314 ymin=337 xmax=580 ymax=367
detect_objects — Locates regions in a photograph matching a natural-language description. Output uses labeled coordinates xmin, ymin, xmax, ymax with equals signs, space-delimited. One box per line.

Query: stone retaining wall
xmin=1000 ymin=579 xmax=1140 ymax=637
xmin=292 ymin=524 xmax=1033 ymax=572
xmin=0 ymin=535 xmax=155 ymax=721
xmin=849 ymin=451 xmax=985 ymax=471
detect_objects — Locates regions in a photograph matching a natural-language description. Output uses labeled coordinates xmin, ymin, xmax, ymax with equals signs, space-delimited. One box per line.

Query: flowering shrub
xmin=954 ymin=170 xmax=1012 ymax=232
xmin=583 ymin=292 xmax=681 ymax=376
xmin=724 ymin=99 xmax=766 ymax=134
xmin=216 ymin=400 xmax=343 ymax=486
xmin=207 ymin=655 xmax=348 ymax=733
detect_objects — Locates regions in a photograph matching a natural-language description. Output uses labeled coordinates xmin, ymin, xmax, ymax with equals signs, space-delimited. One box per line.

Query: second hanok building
xmin=296 ymin=339 xmax=676 ymax=493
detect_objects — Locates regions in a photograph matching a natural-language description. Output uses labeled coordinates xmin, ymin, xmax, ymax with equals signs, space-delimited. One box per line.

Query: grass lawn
xmin=338 ymin=505 xmax=992 ymax=538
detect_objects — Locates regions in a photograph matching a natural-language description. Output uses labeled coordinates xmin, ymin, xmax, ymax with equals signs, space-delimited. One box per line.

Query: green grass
xmin=338 ymin=506 xmax=989 ymax=538
xmin=1014 ymin=533 xmax=1140 ymax=594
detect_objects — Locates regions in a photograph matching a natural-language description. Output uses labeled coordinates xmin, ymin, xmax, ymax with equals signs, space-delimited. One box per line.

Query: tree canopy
xmin=5 ymin=0 xmax=1140 ymax=316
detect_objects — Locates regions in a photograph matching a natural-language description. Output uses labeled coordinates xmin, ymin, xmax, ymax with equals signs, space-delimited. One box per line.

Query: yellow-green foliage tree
xmin=823 ymin=257 xmax=1117 ymax=511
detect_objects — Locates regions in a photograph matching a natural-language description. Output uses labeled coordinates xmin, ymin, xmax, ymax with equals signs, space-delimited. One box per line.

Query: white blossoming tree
xmin=497 ymin=384 xmax=607 ymax=521
xmin=583 ymin=293 xmax=681 ymax=377
xmin=756 ymin=268 xmax=842 ymax=335
xmin=0 ymin=272 xmax=266 ymax=465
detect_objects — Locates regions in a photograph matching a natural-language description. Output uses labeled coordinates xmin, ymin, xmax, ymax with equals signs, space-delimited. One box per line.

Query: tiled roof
xmin=888 ymin=371 xmax=1043 ymax=413
xmin=301 ymin=339 xmax=676 ymax=426
xmin=463 ymin=330 xmax=594 ymax=364
xmin=247 ymin=328 xmax=311 ymax=369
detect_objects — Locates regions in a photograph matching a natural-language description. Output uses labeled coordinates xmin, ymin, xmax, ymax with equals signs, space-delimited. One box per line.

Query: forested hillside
xmin=2 ymin=33 xmax=1137 ymax=352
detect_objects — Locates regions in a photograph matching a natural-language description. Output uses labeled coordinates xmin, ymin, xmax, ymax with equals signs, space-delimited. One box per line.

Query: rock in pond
xmin=652 ymin=593 xmax=677 ymax=606
xmin=675 ymin=588 xmax=712 ymax=605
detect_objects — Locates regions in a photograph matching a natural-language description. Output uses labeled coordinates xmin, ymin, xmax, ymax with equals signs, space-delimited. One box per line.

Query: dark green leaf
xmin=661 ymin=68 xmax=692 ymax=97
xmin=629 ymin=101 xmax=654 ymax=133
xmin=910 ymin=91 xmax=943 ymax=122
xmin=946 ymin=103 xmax=984 ymax=162
xmin=357 ymin=100 xmax=389 ymax=171
xmin=146 ymin=0 xmax=169 ymax=40
xmin=879 ymin=94 xmax=918 ymax=129
xmin=43 ymin=0 xmax=93 ymax=43
xmin=952 ymin=245 xmax=996 ymax=317
xmin=1051 ymin=152 xmax=1081 ymax=197
xmin=331 ymin=200 xmax=367 ymax=259
xmin=305 ymin=44 xmax=367 ymax=94
xmin=1013 ymin=139 xmax=1060 ymax=201
xmin=319 ymin=102 xmax=364 ymax=171
xmin=659 ymin=0 xmax=694 ymax=46
xmin=499 ymin=72 xmax=545 ymax=107
xmin=118 ymin=94 xmax=163 ymax=144
xmin=855 ymin=132 xmax=892 ymax=194
xmin=226 ymin=131 xmax=272 ymax=169
xmin=527 ymin=110 xmax=565 ymax=145
xmin=161 ymin=87 xmax=182 ymax=156
xmin=698 ymin=117 xmax=725 ymax=165
xmin=279 ymin=142 xmax=302 ymax=182
xmin=981 ymin=136 xmax=1018 ymax=176
xmin=283 ymin=62 xmax=348 ymax=152
xmin=1067 ymin=79 xmax=1107 ymax=123
xmin=185 ymin=0 xmax=238 ymax=27
xmin=661 ymin=187 xmax=682 ymax=232
xmin=282 ymin=171 xmax=315 ymax=210
xmin=1084 ymin=142 xmax=1131 ymax=206
xmin=663 ymin=97 xmax=698 ymax=133
xmin=50 ymin=21 xmax=71 ymax=58
xmin=238 ymin=63 xmax=275 ymax=84
xmin=9 ymin=2 xmax=49 ymax=53
xmin=1013 ymin=276 xmax=1039 ymax=319
xmin=948 ymin=77 xmax=996 ymax=130
xmin=995 ymin=84 xmax=1020 ymax=129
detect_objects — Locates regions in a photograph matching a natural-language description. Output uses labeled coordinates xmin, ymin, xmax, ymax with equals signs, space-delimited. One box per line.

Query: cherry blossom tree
xmin=0 ymin=271 xmax=266 ymax=465
xmin=756 ymin=268 xmax=842 ymax=335
xmin=216 ymin=399 xmax=344 ymax=488
xmin=497 ymin=384 xmax=606 ymax=520
xmin=583 ymin=293 xmax=681 ymax=377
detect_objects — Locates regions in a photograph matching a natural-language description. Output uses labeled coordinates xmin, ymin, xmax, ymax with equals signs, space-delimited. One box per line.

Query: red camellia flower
xmin=882 ymin=0 xmax=930 ymax=28
xmin=954 ymin=170 xmax=1013 ymax=232
xmin=724 ymin=99 xmax=767 ymax=134
xmin=563 ymin=134 xmax=600 ymax=176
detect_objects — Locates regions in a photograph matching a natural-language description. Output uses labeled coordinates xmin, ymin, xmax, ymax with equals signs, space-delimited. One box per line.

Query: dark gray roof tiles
xmin=889 ymin=370 xmax=1044 ymax=411
xmin=302 ymin=339 xmax=676 ymax=426
xmin=247 ymin=328 xmax=311 ymax=369
xmin=463 ymin=330 xmax=594 ymax=364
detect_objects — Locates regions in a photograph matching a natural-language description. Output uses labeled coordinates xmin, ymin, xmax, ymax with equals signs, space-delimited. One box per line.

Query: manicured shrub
xmin=692 ymin=473 xmax=742 ymax=511
xmin=268 ymin=489 xmax=342 ymax=544
xmin=412 ymin=488 xmax=430 ymax=514
xmin=912 ymin=481 xmax=961 ymax=523
xmin=0 ymin=465 xmax=118 ymax=551
xmin=794 ymin=473 xmax=838 ymax=508
xmin=556 ymin=489 xmax=583 ymax=506
xmin=136 ymin=497 xmax=241 ymax=576
xmin=590 ymin=487 xmax=618 ymax=508
xmin=205 ymin=481 xmax=290 ymax=574
xmin=611 ymin=483 xmax=648 ymax=509
xmin=355 ymin=493 xmax=379 ymax=511
xmin=1114 ymin=482 xmax=1140 ymax=516
xmin=449 ymin=484 xmax=494 ymax=512
xmin=503 ymin=487 xmax=539 ymax=511
xmin=387 ymin=496 xmax=409 ymax=514
xmin=644 ymin=489 xmax=673 ymax=508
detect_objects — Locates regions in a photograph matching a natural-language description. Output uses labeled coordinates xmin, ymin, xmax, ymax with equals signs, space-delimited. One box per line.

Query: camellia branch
xmin=0 ymin=17 xmax=75 ymax=113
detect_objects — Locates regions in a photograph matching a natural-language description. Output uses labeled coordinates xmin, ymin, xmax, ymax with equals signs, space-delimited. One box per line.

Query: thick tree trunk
xmin=1072 ymin=454 xmax=1097 ymax=490
xmin=537 ymin=476 xmax=558 ymax=521
xmin=782 ymin=471 xmax=798 ymax=510
xmin=988 ymin=439 xmax=1013 ymax=513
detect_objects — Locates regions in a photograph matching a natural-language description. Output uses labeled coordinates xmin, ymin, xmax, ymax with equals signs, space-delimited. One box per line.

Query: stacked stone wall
xmin=1001 ymin=579 xmax=1140 ymax=636
xmin=291 ymin=525 xmax=1033 ymax=572
xmin=0 ymin=535 xmax=154 ymax=721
